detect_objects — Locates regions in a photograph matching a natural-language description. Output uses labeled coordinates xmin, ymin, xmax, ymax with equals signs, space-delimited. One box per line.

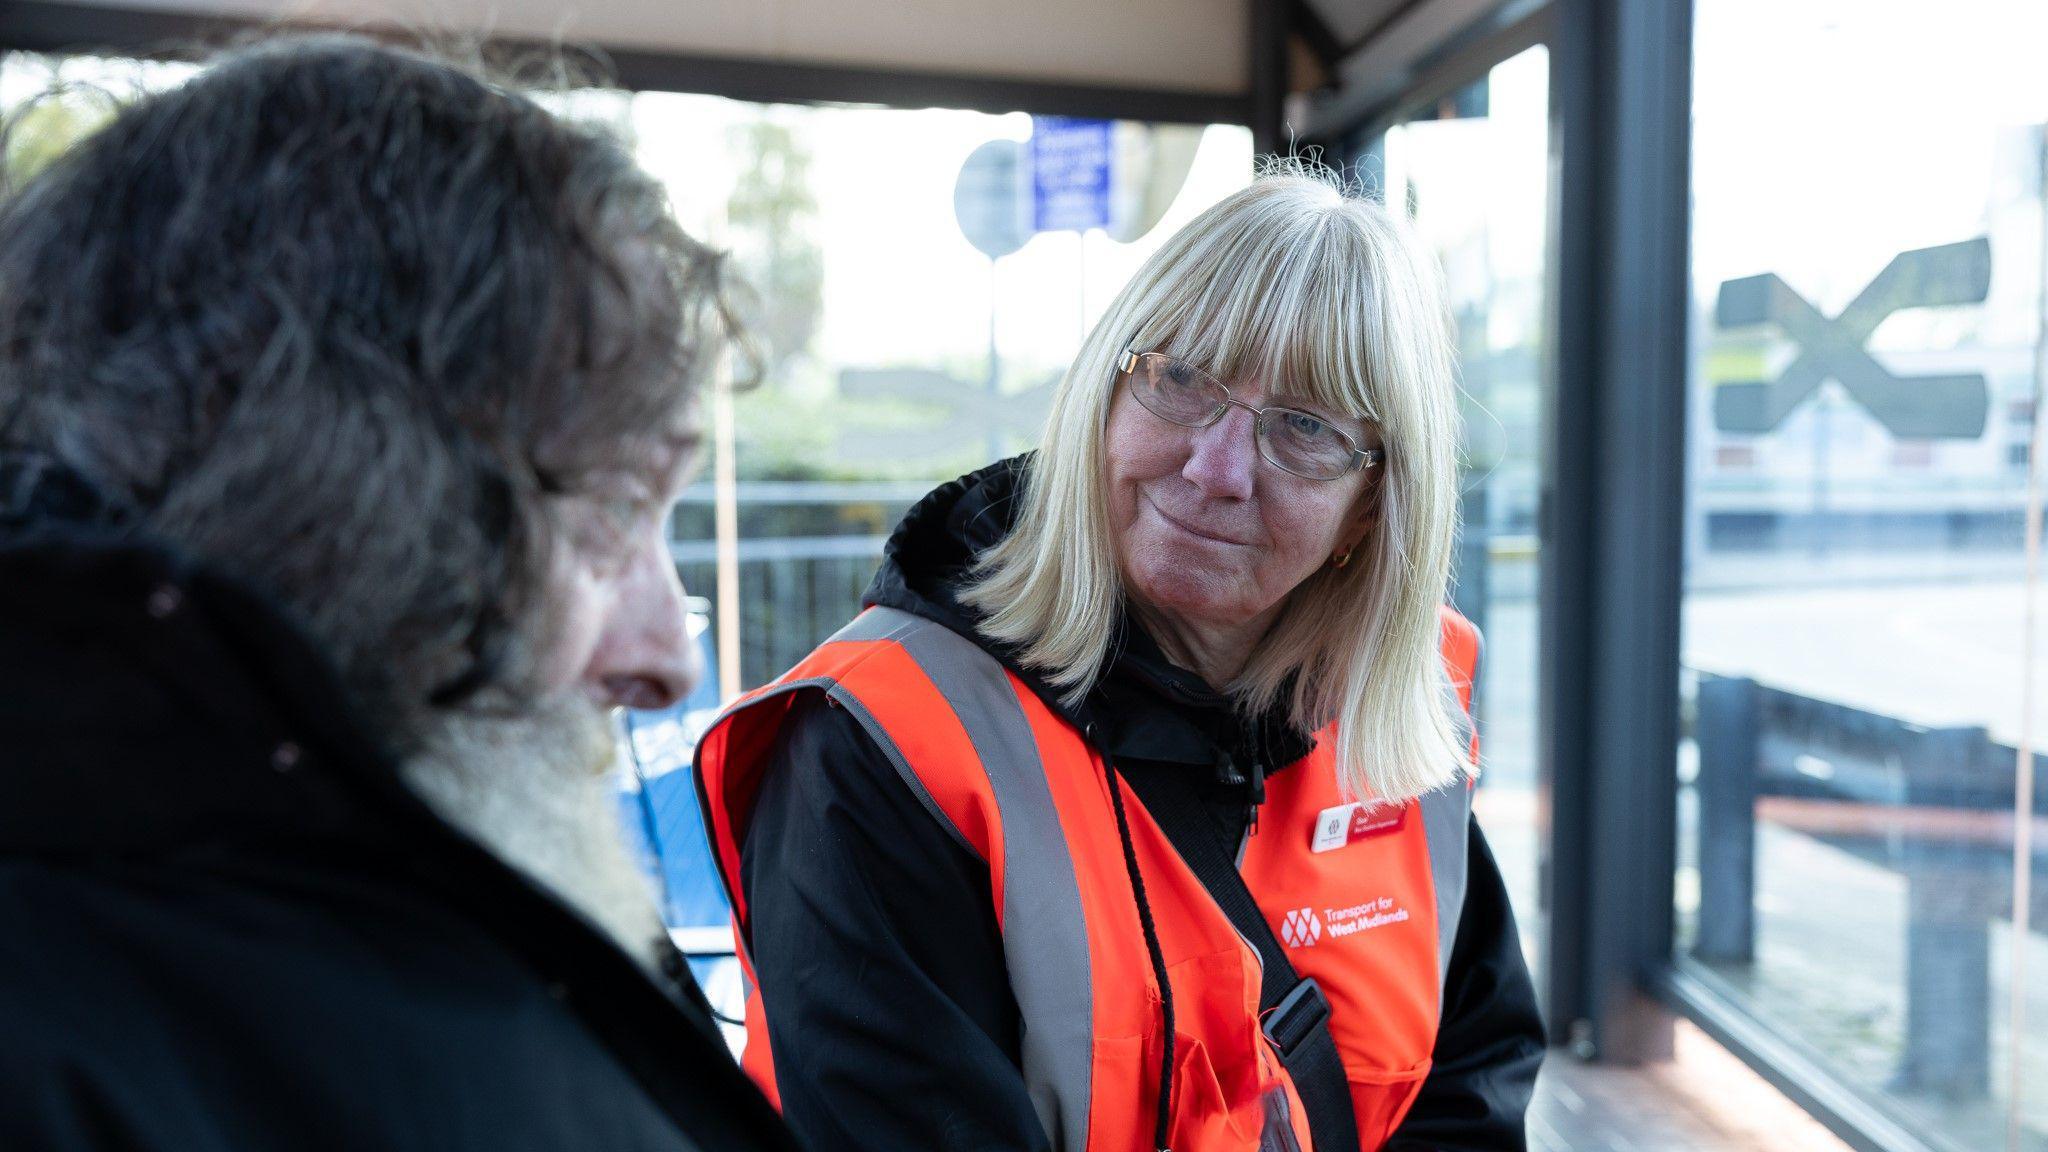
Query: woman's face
xmin=1104 ymin=365 xmax=1381 ymax=633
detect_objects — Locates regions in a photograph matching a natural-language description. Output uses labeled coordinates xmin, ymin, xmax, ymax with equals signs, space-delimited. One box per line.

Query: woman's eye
xmin=1282 ymin=411 xmax=1330 ymax=437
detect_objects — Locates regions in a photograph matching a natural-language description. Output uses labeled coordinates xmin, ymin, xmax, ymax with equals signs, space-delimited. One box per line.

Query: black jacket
xmin=741 ymin=457 xmax=1545 ymax=1151
xmin=0 ymin=527 xmax=798 ymax=1152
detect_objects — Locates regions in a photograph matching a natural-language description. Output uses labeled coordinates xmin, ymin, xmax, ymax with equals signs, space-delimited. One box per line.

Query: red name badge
xmin=1310 ymin=802 xmax=1408 ymax=853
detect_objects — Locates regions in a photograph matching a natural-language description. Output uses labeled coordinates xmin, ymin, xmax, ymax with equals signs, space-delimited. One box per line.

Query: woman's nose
xmin=1181 ymin=403 xmax=1259 ymax=500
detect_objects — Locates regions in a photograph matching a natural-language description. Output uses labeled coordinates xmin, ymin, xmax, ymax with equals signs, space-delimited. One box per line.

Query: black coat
xmin=0 ymin=529 xmax=798 ymax=1152
xmin=740 ymin=457 xmax=1546 ymax=1151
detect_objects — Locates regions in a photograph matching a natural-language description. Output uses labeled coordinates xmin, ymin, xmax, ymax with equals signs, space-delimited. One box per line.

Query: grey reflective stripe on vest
xmin=839 ymin=607 xmax=1096 ymax=1152
xmin=704 ymin=672 xmax=978 ymax=939
xmin=1417 ymin=782 xmax=1473 ymax=998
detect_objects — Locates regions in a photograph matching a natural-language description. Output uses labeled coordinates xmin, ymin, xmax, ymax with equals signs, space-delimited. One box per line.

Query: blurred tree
xmin=724 ymin=115 xmax=824 ymax=385
xmin=2 ymin=91 xmax=110 ymax=189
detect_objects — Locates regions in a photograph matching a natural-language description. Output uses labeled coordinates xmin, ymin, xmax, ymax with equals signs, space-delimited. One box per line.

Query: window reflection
xmin=1375 ymin=44 xmax=1552 ymax=988
xmin=1676 ymin=4 xmax=2048 ymax=1147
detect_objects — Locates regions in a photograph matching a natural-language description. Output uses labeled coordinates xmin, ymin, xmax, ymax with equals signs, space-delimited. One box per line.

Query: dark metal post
xmin=1694 ymin=675 xmax=1758 ymax=963
xmin=1897 ymin=726 xmax=1993 ymax=1100
xmin=1541 ymin=0 xmax=1695 ymax=1062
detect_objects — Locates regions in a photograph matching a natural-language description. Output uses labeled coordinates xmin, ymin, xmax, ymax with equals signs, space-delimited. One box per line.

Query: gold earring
xmin=1333 ymin=547 xmax=1353 ymax=569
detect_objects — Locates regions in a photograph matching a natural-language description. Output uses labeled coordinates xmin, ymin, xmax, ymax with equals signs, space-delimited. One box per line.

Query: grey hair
xmin=962 ymin=161 xmax=1472 ymax=803
xmin=0 ymin=35 xmax=741 ymax=751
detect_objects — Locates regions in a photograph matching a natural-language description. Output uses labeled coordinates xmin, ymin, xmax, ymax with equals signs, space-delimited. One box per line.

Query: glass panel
xmin=1377 ymin=44 xmax=1552 ymax=988
xmin=1676 ymin=4 xmax=2048 ymax=1148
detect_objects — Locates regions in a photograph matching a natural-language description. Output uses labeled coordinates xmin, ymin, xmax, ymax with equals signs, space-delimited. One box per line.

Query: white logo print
xmin=1324 ymin=896 xmax=1410 ymax=938
xmin=1280 ymin=907 xmax=1321 ymax=948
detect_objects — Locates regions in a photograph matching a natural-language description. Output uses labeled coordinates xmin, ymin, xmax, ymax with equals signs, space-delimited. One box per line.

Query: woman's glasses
xmin=1117 ymin=350 xmax=1383 ymax=482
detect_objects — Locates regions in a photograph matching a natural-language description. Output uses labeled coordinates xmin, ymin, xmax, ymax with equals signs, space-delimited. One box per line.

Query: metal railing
xmin=1692 ymin=673 xmax=2048 ymax=1102
xmin=670 ymin=536 xmax=889 ymax=689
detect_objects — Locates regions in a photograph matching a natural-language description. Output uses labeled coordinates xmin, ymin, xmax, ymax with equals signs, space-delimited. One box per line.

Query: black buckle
xmin=1262 ymin=977 xmax=1332 ymax=1058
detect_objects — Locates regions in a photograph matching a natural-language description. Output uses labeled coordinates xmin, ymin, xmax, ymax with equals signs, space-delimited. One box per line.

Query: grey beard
xmin=400 ymin=696 xmax=669 ymax=970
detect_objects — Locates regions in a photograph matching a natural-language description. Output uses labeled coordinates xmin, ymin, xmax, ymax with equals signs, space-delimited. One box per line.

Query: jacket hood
xmin=863 ymin=455 xmax=1313 ymax=776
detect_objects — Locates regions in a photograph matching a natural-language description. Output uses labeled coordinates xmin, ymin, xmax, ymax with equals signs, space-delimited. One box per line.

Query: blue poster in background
xmin=619 ymin=702 xmax=730 ymax=927
xmin=1028 ymin=116 xmax=1112 ymax=233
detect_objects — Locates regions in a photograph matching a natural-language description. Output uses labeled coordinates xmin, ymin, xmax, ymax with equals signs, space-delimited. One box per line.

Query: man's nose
xmin=592 ymin=546 xmax=699 ymax=712
xmin=1181 ymin=402 xmax=1259 ymax=500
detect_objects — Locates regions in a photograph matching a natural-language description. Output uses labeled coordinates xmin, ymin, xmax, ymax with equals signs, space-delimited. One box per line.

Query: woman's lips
xmin=1146 ymin=494 xmax=1257 ymax=547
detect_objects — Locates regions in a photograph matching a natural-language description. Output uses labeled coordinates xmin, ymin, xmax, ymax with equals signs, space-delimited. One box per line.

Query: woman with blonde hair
xmin=698 ymin=167 xmax=1543 ymax=1151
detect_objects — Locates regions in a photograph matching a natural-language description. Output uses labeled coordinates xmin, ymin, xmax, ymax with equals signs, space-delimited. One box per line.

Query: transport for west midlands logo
xmin=1281 ymin=908 xmax=1321 ymax=948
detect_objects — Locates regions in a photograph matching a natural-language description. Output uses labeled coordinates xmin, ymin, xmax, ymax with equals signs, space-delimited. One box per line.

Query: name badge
xmin=1310 ymin=802 xmax=1407 ymax=853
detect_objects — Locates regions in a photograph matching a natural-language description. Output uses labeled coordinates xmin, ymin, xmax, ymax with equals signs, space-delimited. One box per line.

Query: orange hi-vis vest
xmin=697 ymin=606 xmax=1480 ymax=1152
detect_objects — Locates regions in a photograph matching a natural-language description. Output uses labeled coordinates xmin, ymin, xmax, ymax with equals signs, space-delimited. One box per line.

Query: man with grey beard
xmin=0 ymin=36 xmax=797 ymax=1152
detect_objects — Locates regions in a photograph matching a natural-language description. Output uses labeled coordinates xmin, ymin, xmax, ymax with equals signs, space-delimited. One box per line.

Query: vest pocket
xmin=1164 ymin=1030 xmax=1266 ymax=1150
xmin=1098 ymin=948 xmax=1278 ymax=1150
xmin=1343 ymin=1058 xmax=1431 ymax=1149
xmin=1086 ymin=1031 xmax=1264 ymax=1152
xmin=1089 ymin=1034 xmax=1153 ymax=1152
xmin=1164 ymin=949 xmax=1270 ymax=1150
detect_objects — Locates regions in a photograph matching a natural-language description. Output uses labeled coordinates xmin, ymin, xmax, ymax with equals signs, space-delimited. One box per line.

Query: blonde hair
xmin=960 ymin=162 xmax=1472 ymax=802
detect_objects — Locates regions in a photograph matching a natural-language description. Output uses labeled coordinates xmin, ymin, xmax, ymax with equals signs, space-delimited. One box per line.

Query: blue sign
xmin=1029 ymin=117 xmax=1113 ymax=233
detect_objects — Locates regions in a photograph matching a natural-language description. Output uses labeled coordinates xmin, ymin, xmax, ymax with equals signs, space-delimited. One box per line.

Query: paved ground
xmin=1688 ymin=820 xmax=2048 ymax=1151
xmin=1531 ymin=1015 xmax=1854 ymax=1152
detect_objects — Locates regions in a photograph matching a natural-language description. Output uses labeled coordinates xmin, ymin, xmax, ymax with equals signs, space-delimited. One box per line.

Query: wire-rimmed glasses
xmin=1117 ymin=350 xmax=1383 ymax=482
